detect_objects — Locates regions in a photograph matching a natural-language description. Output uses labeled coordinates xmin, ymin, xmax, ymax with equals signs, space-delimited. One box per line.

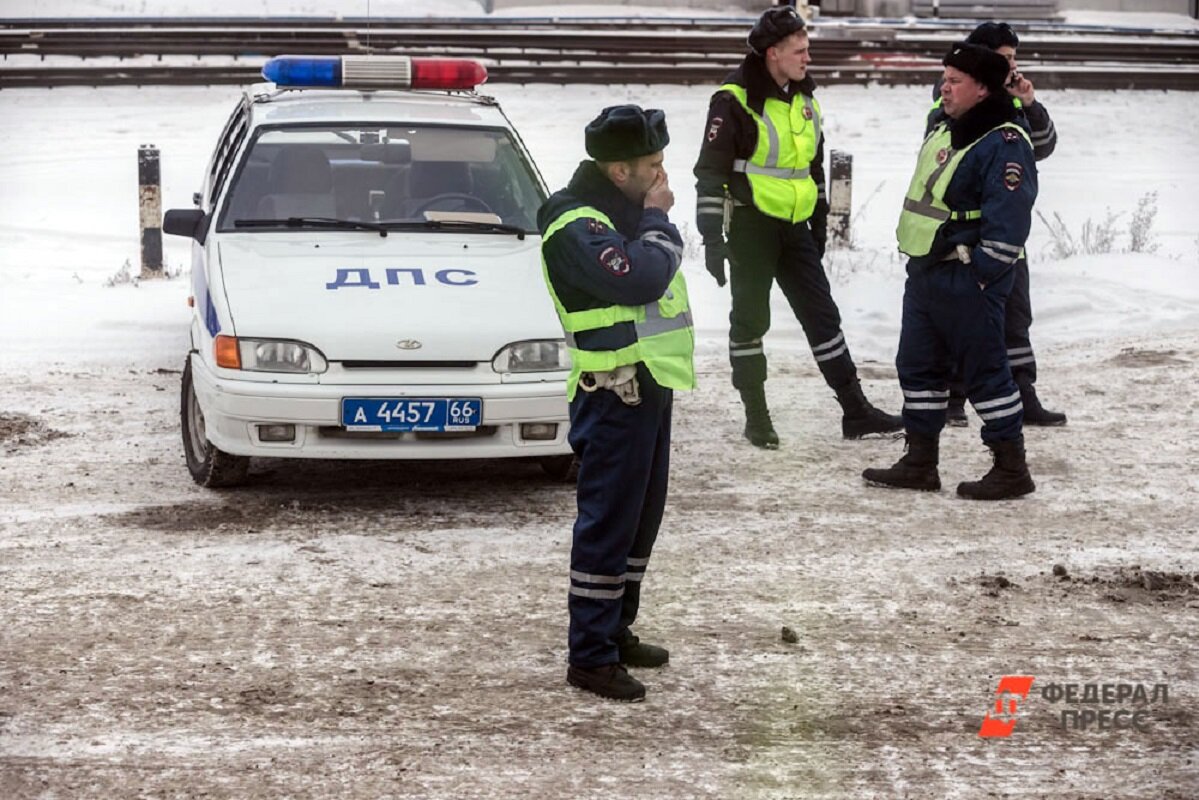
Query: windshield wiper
xmin=235 ymin=217 xmax=389 ymax=237
xmin=378 ymin=219 xmax=529 ymax=240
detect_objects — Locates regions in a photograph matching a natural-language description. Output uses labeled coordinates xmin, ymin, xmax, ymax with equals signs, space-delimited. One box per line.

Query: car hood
xmin=217 ymin=232 xmax=560 ymax=362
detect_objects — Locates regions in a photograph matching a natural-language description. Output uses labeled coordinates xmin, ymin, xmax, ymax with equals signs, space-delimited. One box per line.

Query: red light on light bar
xmin=411 ymin=59 xmax=488 ymax=90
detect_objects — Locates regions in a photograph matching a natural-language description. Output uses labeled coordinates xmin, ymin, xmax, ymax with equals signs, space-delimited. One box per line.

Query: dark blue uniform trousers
xmin=566 ymin=362 xmax=672 ymax=668
xmin=897 ymin=263 xmax=1023 ymax=444
xmin=949 ymin=256 xmax=1036 ymax=395
xmin=1005 ymin=258 xmax=1037 ymax=380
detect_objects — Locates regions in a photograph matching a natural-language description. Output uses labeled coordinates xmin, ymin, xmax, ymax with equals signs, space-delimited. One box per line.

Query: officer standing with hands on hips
xmin=694 ymin=5 xmax=901 ymax=450
xmin=538 ymin=105 xmax=695 ymax=702
xmin=863 ymin=43 xmax=1038 ymax=500
xmin=927 ymin=21 xmax=1067 ymax=427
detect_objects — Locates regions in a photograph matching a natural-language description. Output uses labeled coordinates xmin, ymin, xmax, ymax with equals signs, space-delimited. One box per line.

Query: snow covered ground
xmin=2 ymin=33 xmax=1198 ymax=800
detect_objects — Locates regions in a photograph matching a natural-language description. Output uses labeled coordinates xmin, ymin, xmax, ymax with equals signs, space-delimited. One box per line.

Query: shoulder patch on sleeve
xmin=1001 ymin=128 xmax=1020 ymax=143
xmin=1003 ymin=162 xmax=1024 ymax=191
xmin=707 ymin=116 xmax=724 ymax=142
xmin=598 ymin=246 xmax=631 ymax=276
xmin=586 ymin=218 xmax=607 ymax=235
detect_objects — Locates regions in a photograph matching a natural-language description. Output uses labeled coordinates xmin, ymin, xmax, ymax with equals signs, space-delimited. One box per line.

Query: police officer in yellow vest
xmin=694 ymin=5 xmax=901 ymax=449
xmin=538 ymin=105 xmax=694 ymax=702
xmin=928 ymin=21 xmax=1067 ymax=428
xmin=863 ymin=44 xmax=1038 ymax=500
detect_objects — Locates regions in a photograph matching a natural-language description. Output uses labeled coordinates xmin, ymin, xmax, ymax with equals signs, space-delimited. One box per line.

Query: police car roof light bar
xmin=261 ymin=56 xmax=486 ymax=91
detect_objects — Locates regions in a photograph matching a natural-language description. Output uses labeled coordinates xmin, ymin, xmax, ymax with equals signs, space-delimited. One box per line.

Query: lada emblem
xmin=395 ymin=339 xmax=423 ymax=350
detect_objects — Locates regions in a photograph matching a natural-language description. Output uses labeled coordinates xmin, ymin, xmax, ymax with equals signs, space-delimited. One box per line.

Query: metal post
xmin=829 ymin=149 xmax=853 ymax=247
xmin=138 ymin=144 xmax=163 ymax=278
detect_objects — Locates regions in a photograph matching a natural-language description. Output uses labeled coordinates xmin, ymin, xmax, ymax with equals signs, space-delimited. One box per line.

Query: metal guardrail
xmin=2 ymin=16 xmax=1197 ymax=90
xmin=1 ymin=62 xmax=1188 ymax=90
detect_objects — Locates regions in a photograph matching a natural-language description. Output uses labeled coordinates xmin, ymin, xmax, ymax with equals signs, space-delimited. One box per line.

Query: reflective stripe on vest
xmin=896 ymin=121 xmax=1030 ymax=258
xmin=540 ymin=205 xmax=696 ymax=400
xmin=720 ymin=83 xmax=820 ymax=224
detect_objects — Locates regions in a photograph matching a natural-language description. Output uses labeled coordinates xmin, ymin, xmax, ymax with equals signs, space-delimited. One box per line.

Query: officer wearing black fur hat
xmin=864 ymin=43 xmax=1038 ymax=500
xmin=539 ymin=105 xmax=694 ymax=702
xmin=929 ymin=21 xmax=1066 ymax=428
xmin=693 ymin=5 xmax=901 ymax=450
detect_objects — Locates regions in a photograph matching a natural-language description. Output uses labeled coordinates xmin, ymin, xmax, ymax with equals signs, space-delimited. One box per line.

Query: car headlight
xmin=215 ymin=335 xmax=328 ymax=373
xmin=492 ymin=340 xmax=569 ymax=373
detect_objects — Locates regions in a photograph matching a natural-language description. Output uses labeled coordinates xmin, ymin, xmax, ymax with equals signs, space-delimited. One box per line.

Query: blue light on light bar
xmin=262 ymin=56 xmax=342 ymax=87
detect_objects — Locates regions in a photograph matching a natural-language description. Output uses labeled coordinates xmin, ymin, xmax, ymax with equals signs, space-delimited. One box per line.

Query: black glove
xmin=704 ymin=241 xmax=728 ymax=287
xmin=809 ymin=217 xmax=828 ymax=260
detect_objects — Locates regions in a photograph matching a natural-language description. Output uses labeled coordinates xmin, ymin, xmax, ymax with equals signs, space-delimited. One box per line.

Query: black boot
xmin=862 ymin=433 xmax=941 ymax=491
xmin=836 ymin=380 xmax=904 ymax=439
xmin=957 ymin=436 xmax=1036 ymax=500
xmin=566 ymin=663 xmax=646 ymax=702
xmin=946 ymin=391 xmax=968 ymax=427
xmin=740 ymin=385 xmax=779 ymax=449
xmin=617 ymin=633 xmax=669 ymax=668
xmin=1016 ymin=373 xmax=1067 ymax=427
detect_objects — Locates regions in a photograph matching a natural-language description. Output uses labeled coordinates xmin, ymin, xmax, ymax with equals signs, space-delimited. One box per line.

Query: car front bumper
xmin=190 ymin=355 xmax=571 ymax=460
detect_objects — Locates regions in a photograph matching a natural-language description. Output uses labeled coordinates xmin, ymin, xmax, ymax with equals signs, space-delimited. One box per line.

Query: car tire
xmin=539 ymin=454 xmax=578 ymax=483
xmin=181 ymin=356 xmax=250 ymax=488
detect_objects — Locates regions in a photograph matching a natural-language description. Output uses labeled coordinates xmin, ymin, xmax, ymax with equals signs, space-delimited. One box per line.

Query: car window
xmin=206 ymin=102 xmax=249 ymax=209
xmin=217 ymin=125 xmax=547 ymax=232
xmin=209 ymin=117 xmax=248 ymax=210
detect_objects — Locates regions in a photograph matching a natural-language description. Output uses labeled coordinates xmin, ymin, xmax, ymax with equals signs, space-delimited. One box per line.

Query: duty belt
xmin=941 ymin=245 xmax=973 ymax=263
xmin=579 ymin=366 xmax=642 ymax=406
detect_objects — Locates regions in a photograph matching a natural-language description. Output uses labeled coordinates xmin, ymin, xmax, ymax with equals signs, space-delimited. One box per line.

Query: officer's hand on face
xmin=704 ymin=240 xmax=728 ymax=287
xmin=1007 ymin=73 xmax=1035 ymax=106
xmin=644 ymin=170 xmax=675 ymax=213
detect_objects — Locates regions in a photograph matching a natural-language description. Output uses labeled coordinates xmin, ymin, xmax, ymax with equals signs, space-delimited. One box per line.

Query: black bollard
xmin=138 ymin=144 xmax=163 ymax=278
xmin=829 ymin=149 xmax=853 ymax=247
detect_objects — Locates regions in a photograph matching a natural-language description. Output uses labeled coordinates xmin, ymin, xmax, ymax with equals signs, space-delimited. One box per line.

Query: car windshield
xmin=217 ymin=124 xmax=546 ymax=233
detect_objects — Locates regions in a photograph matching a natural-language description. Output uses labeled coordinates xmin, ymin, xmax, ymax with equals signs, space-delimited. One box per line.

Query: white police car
xmin=164 ymin=55 xmax=572 ymax=487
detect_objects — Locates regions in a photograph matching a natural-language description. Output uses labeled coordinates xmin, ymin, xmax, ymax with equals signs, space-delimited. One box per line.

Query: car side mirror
xmin=164 ymin=208 xmax=208 ymax=244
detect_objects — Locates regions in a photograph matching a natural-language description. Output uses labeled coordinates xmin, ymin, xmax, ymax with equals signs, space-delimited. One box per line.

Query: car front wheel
xmin=181 ymin=357 xmax=250 ymax=488
xmin=539 ymin=455 xmax=578 ymax=483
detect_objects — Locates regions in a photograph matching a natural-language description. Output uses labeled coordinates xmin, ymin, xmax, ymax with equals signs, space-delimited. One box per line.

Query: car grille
xmin=318 ymin=426 xmax=498 ymax=441
xmin=337 ymin=360 xmax=478 ymax=369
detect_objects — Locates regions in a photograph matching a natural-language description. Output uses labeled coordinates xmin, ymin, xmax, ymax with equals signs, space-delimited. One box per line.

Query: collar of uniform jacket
xmin=727 ymin=53 xmax=818 ymax=115
xmin=565 ymin=160 xmax=647 ymax=239
xmin=948 ymin=91 xmax=1021 ymax=149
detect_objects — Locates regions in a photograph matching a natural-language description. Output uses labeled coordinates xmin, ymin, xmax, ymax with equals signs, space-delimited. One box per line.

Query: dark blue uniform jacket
xmin=912 ymin=92 xmax=1038 ymax=287
xmin=538 ymin=160 xmax=684 ymax=354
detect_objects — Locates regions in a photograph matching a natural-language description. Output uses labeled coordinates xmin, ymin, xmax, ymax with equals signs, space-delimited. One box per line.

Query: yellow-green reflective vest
xmin=896 ymin=121 xmax=1030 ymax=258
xmin=720 ymin=83 xmax=821 ymax=224
xmin=540 ymin=205 xmax=696 ymax=401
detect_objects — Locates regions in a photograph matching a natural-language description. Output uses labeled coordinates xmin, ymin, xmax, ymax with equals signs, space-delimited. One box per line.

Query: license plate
xmin=341 ymin=397 xmax=482 ymax=432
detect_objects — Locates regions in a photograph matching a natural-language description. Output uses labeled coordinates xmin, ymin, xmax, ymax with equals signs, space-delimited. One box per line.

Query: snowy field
xmin=2 ymin=82 xmax=1197 ymax=368
xmin=2 ymin=35 xmax=1199 ymax=800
